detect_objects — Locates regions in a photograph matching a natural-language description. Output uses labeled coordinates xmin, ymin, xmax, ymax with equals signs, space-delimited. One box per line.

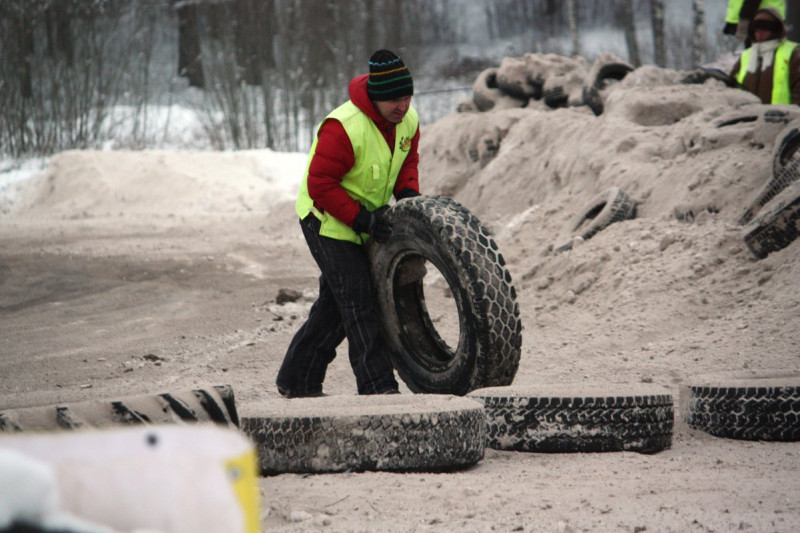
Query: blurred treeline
xmin=0 ymin=0 xmax=734 ymax=157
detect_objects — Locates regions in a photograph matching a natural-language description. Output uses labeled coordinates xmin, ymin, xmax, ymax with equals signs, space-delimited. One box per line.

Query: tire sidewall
xmin=370 ymin=201 xmax=481 ymax=394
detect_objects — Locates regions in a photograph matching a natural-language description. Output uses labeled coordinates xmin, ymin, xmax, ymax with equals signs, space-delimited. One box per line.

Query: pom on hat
xmin=367 ymin=49 xmax=414 ymax=101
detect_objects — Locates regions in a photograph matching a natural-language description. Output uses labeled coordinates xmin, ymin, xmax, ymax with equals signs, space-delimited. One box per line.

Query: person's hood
xmin=348 ymin=74 xmax=393 ymax=130
xmin=748 ymin=7 xmax=787 ymax=42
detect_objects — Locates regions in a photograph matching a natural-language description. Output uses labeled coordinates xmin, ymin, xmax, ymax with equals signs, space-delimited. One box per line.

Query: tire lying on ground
xmin=543 ymin=86 xmax=568 ymax=108
xmin=742 ymin=179 xmax=800 ymax=258
xmin=496 ymin=56 xmax=538 ymax=100
xmin=753 ymin=106 xmax=800 ymax=153
xmin=0 ymin=385 xmax=239 ymax=431
xmin=367 ymin=195 xmax=522 ymax=395
xmin=468 ymin=385 xmax=674 ymax=453
xmin=554 ymin=187 xmax=637 ymax=254
xmin=739 ymin=120 xmax=800 ymax=225
xmin=528 ymin=73 xmax=545 ymax=100
xmin=582 ymin=85 xmax=604 ymax=116
xmin=591 ymin=61 xmax=634 ymax=90
xmin=472 ymin=68 xmax=503 ymax=111
xmin=737 ymin=159 xmax=800 ymax=225
xmin=682 ymin=371 xmax=800 ymax=441
xmin=680 ymin=66 xmax=737 ymax=88
xmin=240 ymin=395 xmax=486 ymax=475
xmin=771 ymin=118 xmax=800 ymax=176
xmin=472 ymin=67 xmax=527 ymax=112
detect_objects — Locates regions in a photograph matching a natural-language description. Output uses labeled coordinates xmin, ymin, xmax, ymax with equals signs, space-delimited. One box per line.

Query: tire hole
xmin=780 ymin=137 xmax=800 ymax=166
xmin=419 ymin=264 xmax=460 ymax=352
xmin=716 ymin=116 xmax=757 ymax=128
xmin=578 ymin=203 xmax=606 ymax=226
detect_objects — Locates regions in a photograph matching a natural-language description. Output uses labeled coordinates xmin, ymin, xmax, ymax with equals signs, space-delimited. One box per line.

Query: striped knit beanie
xmin=367 ymin=49 xmax=414 ymax=101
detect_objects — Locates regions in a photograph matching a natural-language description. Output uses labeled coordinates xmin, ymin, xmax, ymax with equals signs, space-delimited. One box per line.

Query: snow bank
xmin=4 ymin=149 xmax=306 ymax=219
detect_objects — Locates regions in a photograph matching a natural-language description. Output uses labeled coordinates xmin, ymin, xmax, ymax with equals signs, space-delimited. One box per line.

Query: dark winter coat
xmin=729 ymin=7 xmax=800 ymax=105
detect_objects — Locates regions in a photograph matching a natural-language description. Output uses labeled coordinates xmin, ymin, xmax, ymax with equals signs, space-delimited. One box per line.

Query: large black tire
xmin=472 ymin=68 xmax=502 ymax=112
xmin=742 ymin=180 xmax=800 ymax=258
xmin=527 ymin=73 xmax=545 ymax=100
xmin=472 ymin=68 xmax=527 ymax=112
xmin=737 ymin=159 xmax=800 ymax=225
xmin=680 ymin=66 xmax=737 ymax=88
xmin=543 ymin=86 xmax=568 ymax=109
xmin=240 ymin=395 xmax=486 ymax=475
xmin=0 ymin=385 xmax=239 ymax=431
xmin=592 ymin=62 xmax=634 ymax=90
xmin=554 ymin=187 xmax=637 ymax=254
xmin=469 ymin=385 xmax=674 ymax=454
xmin=496 ymin=56 xmax=536 ymax=100
xmin=772 ymin=119 xmax=800 ymax=176
xmin=368 ymin=195 xmax=521 ymax=395
xmin=682 ymin=372 xmax=800 ymax=441
xmin=582 ymin=85 xmax=604 ymax=116
xmin=738 ymin=120 xmax=800 ymax=225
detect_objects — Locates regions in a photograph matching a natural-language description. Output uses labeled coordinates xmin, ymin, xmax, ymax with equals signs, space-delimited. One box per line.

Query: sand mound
xmin=419 ymin=69 xmax=800 ymax=382
xmin=8 ymin=149 xmax=306 ymax=220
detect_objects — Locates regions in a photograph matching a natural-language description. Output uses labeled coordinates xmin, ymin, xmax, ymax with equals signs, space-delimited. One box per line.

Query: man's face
xmin=752 ymin=16 xmax=780 ymax=43
xmin=375 ymin=96 xmax=412 ymax=124
xmin=754 ymin=26 xmax=773 ymax=43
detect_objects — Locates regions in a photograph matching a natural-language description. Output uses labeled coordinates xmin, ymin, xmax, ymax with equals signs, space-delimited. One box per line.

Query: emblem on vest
xmin=400 ymin=135 xmax=412 ymax=152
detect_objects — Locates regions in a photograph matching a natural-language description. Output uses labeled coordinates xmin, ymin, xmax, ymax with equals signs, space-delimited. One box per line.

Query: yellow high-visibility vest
xmin=737 ymin=40 xmax=798 ymax=104
xmin=296 ymin=100 xmax=418 ymax=244
xmin=726 ymin=0 xmax=786 ymax=24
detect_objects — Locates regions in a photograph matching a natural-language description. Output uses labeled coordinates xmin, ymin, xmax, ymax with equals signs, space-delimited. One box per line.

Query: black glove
xmin=395 ymin=187 xmax=420 ymax=201
xmin=372 ymin=206 xmax=393 ymax=243
xmin=352 ymin=205 xmax=393 ymax=243
xmin=723 ymin=22 xmax=737 ymax=35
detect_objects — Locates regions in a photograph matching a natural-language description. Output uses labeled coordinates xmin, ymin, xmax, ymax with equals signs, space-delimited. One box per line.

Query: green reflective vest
xmin=295 ymin=101 xmax=419 ymax=244
xmin=737 ymin=40 xmax=798 ymax=104
xmin=726 ymin=0 xmax=786 ymax=24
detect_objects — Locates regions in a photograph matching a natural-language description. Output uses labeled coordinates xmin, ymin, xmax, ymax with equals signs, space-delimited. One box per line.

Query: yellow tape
xmin=226 ymin=449 xmax=260 ymax=533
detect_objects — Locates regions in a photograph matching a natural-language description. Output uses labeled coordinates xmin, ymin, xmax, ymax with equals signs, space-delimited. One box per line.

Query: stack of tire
xmin=466 ymin=52 xmax=633 ymax=116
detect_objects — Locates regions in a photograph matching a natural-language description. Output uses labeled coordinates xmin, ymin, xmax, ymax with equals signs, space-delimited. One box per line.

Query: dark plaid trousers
xmin=275 ymin=215 xmax=399 ymax=395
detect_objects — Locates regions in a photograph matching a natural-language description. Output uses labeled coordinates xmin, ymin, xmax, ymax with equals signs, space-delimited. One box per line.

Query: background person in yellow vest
xmin=276 ymin=50 xmax=421 ymax=397
xmin=729 ymin=8 xmax=800 ymax=105
xmin=724 ymin=0 xmax=786 ymax=45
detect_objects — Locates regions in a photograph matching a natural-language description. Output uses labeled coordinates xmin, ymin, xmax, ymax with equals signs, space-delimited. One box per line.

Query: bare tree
xmin=387 ymin=0 xmax=405 ymax=51
xmin=567 ymin=0 xmax=579 ymax=57
xmin=619 ymin=0 xmax=641 ymax=67
xmin=233 ymin=0 xmax=275 ymax=86
xmin=176 ymin=0 xmax=204 ymax=88
xmin=0 ymin=1 xmax=169 ymax=156
xmin=692 ymin=0 xmax=706 ymax=67
xmin=364 ymin=0 xmax=378 ymax=53
xmin=45 ymin=0 xmax=74 ymax=67
xmin=14 ymin=4 xmax=35 ymax=99
xmin=650 ymin=0 xmax=666 ymax=66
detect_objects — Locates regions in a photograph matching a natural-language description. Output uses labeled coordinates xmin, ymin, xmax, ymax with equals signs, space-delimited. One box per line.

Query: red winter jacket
xmin=306 ymin=74 xmax=420 ymax=227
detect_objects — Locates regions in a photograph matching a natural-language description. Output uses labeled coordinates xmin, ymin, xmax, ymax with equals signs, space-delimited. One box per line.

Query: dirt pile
xmin=419 ymin=63 xmax=800 ymax=392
